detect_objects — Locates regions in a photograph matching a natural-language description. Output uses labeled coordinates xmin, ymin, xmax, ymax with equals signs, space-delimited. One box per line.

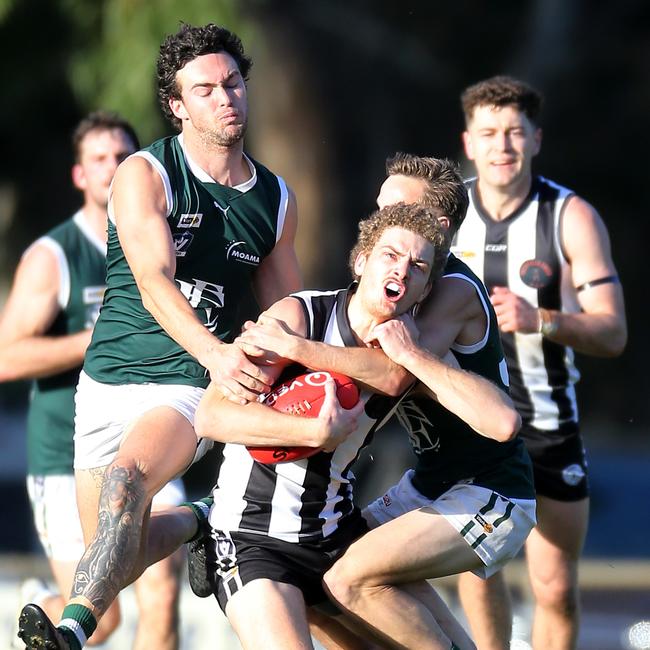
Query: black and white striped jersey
xmin=209 ymin=286 xmax=407 ymax=543
xmin=451 ymin=176 xmax=580 ymax=430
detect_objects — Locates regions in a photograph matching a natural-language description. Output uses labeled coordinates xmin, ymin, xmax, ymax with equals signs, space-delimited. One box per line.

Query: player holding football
xmin=237 ymin=155 xmax=536 ymax=649
xmin=190 ymin=201 xmax=520 ymax=650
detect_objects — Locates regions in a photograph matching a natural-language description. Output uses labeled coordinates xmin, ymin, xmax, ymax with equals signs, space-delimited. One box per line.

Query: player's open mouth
xmin=384 ymin=280 xmax=405 ymax=302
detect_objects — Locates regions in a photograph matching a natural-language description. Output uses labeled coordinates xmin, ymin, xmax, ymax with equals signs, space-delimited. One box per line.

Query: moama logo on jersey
xmin=226 ymin=240 xmax=260 ymax=266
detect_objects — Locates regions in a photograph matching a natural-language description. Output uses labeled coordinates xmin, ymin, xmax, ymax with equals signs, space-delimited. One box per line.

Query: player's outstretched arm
xmin=372 ymin=316 xmax=520 ymax=442
xmin=0 ymin=242 xmax=91 ymax=381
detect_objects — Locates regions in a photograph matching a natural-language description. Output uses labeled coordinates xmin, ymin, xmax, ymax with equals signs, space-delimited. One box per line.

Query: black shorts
xmin=519 ymin=421 xmax=589 ymax=501
xmin=206 ymin=516 xmax=368 ymax=612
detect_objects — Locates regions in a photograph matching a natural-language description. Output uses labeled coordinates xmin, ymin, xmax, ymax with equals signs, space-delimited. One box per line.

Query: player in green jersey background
xmin=1 ymin=112 xmax=187 ymax=649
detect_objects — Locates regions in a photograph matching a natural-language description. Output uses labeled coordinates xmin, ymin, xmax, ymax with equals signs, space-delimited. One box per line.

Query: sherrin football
xmin=246 ymin=370 xmax=360 ymax=464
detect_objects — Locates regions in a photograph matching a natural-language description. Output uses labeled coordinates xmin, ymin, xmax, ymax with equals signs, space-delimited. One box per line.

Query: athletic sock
xmin=58 ymin=604 xmax=97 ymax=650
xmin=181 ymin=496 xmax=213 ymax=542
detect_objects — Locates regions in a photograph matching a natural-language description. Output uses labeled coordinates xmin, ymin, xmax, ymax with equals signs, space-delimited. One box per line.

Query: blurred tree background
xmin=0 ymin=0 xmax=646 ymax=440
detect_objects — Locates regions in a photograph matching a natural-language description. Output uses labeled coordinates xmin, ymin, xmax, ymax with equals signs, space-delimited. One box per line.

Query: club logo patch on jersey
xmin=475 ymin=513 xmax=494 ymax=533
xmin=177 ymin=279 xmax=225 ymax=332
xmin=450 ymin=248 xmax=476 ymax=259
xmin=226 ymin=240 xmax=260 ymax=266
xmin=83 ymin=286 xmax=105 ymax=305
xmin=395 ymin=401 xmax=440 ymax=455
xmin=520 ymin=259 xmax=553 ymax=288
xmin=83 ymin=286 xmax=106 ymax=328
xmin=178 ymin=213 xmax=203 ymax=228
xmin=214 ymin=530 xmax=238 ymax=576
xmin=173 ymin=231 xmax=194 ymax=257
xmin=561 ymin=463 xmax=585 ymax=486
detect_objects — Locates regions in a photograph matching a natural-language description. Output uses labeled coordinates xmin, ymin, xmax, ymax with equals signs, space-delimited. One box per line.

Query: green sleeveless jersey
xmin=27 ymin=211 xmax=106 ymax=475
xmin=396 ymin=254 xmax=535 ymax=500
xmin=84 ymin=135 xmax=287 ymax=388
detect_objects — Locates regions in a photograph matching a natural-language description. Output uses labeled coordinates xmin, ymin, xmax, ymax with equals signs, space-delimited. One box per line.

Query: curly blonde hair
xmin=348 ymin=203 xmax=450 ymax=284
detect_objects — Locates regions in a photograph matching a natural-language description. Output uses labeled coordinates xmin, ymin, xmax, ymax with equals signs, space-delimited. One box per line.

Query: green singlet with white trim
xmin=396 ymin=254 xmax=535 ymax=501
xmin=27 ymin=212 xmax=106 ymax=475
xmin=84 ymin=135 xmax=286 ymax=388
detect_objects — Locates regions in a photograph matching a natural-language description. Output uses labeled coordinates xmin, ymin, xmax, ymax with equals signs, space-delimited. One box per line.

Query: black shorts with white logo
xmin=206 ymin=515 xmax=368 ymax=612
xmin=519 ymin=421 xmax=589 ymax=501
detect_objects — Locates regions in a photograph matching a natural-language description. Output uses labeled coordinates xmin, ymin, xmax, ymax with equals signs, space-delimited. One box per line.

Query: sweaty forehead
xmin=377 ymin=175 xmax=427 ymax=208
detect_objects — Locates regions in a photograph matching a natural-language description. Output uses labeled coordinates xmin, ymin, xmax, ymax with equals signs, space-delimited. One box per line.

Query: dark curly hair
xmin=72 ymin=111 xmax=139 ymax=162
xmin=461 ymin=75 xmax=543 ymax=126
xmin=386 ymin=153 xmax=469 ymax=235
xmin=348 ymin=203 xmax=450 ymax=285
xmin=157 ymin=23 xmax=253 ymax=131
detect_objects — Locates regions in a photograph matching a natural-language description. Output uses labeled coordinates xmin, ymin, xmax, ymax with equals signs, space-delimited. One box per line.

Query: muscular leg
xmin=44 ymin=560 xmax=121 ymax=646
xmin=323 ymin=507 xmax=480 ymax=649
xmin=309 ymin=583 xmax=473 ymax=650
xmin=526 ymin=496 xmax=588 ymax=650
xmin=226 ymin=579 xmax=314 ymax=650
xmin=144 ymin=506 xmax=198 ymax=568
xmin=457 ymin=570 xmax=512 ymax=650
xmin=71 ymin=407 xmax=197 ymax=622
xmin=308 ymin=608 xmax=378 ymax=650
xmin=132 ymin=544 xmax=183 ymax=650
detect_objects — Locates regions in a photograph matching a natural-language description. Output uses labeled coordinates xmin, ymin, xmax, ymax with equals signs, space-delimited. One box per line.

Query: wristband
xmin=537 ymin=308 xmax=558 ymax=337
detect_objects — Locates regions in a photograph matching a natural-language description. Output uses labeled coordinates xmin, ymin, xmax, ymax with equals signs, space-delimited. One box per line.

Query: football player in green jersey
xmin=2 ymin=112 xmax=188 ymax=649
xmin=18 ymin=24 xmax=301 ymax=650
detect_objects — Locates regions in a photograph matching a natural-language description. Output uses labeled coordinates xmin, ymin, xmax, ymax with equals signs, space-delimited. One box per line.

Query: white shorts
xmin=74 ymin=370 xmax=212 ymax=470
xmin=365 ymin=470 xmax=537 ymax=578
xmin=27 ymin=474 xmax=186 ymax=562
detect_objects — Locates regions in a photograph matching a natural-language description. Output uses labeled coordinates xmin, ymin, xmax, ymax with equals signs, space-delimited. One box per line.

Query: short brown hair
xmin=386 ymin=153 xmax=469 ymax=235
xmin=349 ymin=203 xmax=450 ymax=284
xmin=461 ymin=75 xmax=543 ymax=126
xmin=72 ymin=111 xmax=139 ymax=162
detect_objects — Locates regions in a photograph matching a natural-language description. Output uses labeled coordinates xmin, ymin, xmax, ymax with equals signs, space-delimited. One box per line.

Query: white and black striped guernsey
xmin=451 ymin=176 xmax=581 ymax=430
xmin=209 ymin=287 xmax=408 ymax=544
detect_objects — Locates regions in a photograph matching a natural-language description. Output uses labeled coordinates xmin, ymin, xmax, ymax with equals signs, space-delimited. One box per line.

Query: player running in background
xmin=453 ymin=75 xmax=627 ymax=650
xmin=18 ymin=22 xmax=301 ymax=650
xmin=1 ymin=112 xmax=186 ymax=649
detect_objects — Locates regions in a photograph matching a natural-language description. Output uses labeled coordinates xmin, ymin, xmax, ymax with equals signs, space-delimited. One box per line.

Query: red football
xmin=247 ymin=370 xmax=360 ymax=464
